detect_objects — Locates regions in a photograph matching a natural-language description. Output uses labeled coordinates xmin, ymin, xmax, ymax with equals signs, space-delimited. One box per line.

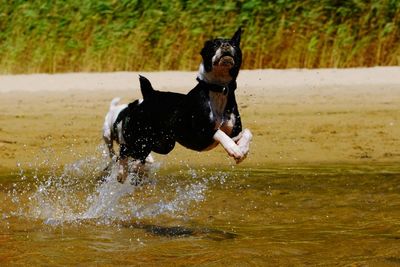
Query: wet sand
xmin=1 ymin=68 xmax=399 ymax=173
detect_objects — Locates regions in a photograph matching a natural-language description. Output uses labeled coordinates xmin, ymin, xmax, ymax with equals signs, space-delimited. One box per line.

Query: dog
xmin=114 ymin=28 xmax=252 ymax=183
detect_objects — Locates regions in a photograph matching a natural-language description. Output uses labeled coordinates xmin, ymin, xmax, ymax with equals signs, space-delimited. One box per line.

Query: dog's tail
xmin=139 ymin=75 xmax=154 ymax=100
xmin=109 ymin=97 xmax=122 ymax=109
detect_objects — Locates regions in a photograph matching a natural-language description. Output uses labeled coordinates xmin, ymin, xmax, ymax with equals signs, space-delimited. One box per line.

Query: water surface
xmin=1 ymin=160 xmax=400 ymax=266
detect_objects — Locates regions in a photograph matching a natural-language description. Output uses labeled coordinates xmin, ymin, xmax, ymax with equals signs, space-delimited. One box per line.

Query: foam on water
xmin=7 ymin=145 xmax=227 ymax=226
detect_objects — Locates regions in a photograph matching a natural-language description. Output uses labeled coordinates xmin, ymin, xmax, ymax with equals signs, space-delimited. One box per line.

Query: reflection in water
xmin=1 ymin=149 xmax=400 ymax=265
xmin=120 ymin=222 xmax=237 ymax=240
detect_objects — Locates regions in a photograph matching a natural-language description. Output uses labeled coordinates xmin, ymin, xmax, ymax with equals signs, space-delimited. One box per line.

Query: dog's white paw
xmin=213 ymin=129 xmax=251 ymax=164
xmin=225 ymin=141 xmax=244 ymax=162
xmin=237 ymin=129 xmax=252 ymax=156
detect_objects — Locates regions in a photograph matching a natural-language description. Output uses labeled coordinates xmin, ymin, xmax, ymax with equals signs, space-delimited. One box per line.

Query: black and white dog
xmin=111 ymin=28 xmax=252 ymax=183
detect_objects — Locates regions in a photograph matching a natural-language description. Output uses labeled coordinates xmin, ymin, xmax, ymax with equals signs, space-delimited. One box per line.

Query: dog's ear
xmin=139 ymin=75 xmax=154 ymax=99
xmin=231 ymin=27 xmax=242 ymax=47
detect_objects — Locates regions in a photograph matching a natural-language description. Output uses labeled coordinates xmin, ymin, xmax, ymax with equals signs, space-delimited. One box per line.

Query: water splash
xmin=131 ymin=181 xmax=208 ymax=220
xmin=6 ymin=145 xmax=228 ymax=227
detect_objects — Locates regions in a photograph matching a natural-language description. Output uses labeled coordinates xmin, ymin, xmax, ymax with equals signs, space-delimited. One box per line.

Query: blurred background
xmin=1 ymin=0 xmax=399 ymax=73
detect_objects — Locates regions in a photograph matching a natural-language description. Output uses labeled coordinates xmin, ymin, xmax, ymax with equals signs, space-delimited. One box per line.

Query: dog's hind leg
xmin=116 ymin=142 xmax=151 ymax=184
xmin=117 ymin=157 xmax=129 ymax=183
xmin=117 ymin=158 xmax=148 ymax=184
xmin=103 ymin=123 xmax=116 ymax=159
xmin=100 ymin=130 xmax=115 ymax=177
xmin=129 ymin=160 xmax=147 ymax=185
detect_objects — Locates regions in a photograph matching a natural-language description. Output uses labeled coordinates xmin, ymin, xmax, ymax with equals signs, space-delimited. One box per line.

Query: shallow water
xmin=1 ymin=157 xmax=400 ymax=265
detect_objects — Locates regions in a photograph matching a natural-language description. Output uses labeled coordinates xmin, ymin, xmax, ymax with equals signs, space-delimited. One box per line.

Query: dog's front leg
xmin=117 ymin=157 xmax=129 ymax=183
xmin=213 ymin=129 xmax=245 ymax=163
xmin=232 ymin=128 xmax=252 ymax=161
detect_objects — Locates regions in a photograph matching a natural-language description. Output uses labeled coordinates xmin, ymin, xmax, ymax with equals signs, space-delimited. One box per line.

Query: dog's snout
xmin=221 ymin=42 xmax=231 ymax=51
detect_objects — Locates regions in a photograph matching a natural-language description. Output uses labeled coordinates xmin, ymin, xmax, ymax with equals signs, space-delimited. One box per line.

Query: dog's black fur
xmin=114 ymin=28 xmax=247 ymax=176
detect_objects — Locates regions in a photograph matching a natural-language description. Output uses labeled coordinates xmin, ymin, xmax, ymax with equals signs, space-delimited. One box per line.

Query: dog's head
xmin=198 ymin=27 xmax=242 ymax=86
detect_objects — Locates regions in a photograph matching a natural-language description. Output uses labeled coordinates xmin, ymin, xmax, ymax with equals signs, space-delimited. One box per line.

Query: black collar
xmin=196 ymin=78 xmax=229 ymax=94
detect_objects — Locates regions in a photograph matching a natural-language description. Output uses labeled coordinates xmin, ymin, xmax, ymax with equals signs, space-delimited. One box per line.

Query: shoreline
xmin=1 ymin=67 xmax=399 ymax=93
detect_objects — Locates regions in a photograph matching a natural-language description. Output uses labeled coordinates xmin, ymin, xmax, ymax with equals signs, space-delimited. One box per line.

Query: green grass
xmin=0 ymin=0 xmax=399 ymax=73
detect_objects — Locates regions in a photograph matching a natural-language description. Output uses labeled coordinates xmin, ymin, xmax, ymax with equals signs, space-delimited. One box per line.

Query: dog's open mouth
xmin=215 ymin=55 xmax=235 ymax=67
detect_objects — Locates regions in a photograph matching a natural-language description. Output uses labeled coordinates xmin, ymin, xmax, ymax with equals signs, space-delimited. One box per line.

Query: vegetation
xmin=0 ymin=0 xmax=399 ymax=73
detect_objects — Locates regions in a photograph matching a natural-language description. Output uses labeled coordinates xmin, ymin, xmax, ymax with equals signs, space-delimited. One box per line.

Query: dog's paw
xmin=117 ymin=168 xmax=127 ymax=184
xmin=225 ymin=141 xmax=244 ymax=162
xmin=237 ymin=129 xmax=252 ymax=156
xmin=130 ymin=176 xmax=143 ymax=186
xmin=117 ymin=174 xmax=126 ymax=184
xmin=214 ymin=129 xmax=248 ymax=163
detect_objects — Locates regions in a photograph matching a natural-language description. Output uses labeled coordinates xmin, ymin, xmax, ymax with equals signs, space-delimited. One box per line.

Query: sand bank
xmin=1 ymin=68 xmax=399 ymax=172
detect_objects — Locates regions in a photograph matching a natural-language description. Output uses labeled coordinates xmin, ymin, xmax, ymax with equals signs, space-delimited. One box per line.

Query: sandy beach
xmin=1 ymin=68 xmax=400 ymax=172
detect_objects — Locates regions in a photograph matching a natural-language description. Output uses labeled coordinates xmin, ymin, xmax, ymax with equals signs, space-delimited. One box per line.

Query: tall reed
xmin=0 ymin=0 xmax=399 ymax=73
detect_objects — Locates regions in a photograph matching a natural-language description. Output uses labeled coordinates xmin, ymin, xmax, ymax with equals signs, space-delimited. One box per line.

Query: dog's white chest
xmin=208 ymin=91 xmax=235 ymax=135
xmin=208 ymin=91 xmax=227 ymax=123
